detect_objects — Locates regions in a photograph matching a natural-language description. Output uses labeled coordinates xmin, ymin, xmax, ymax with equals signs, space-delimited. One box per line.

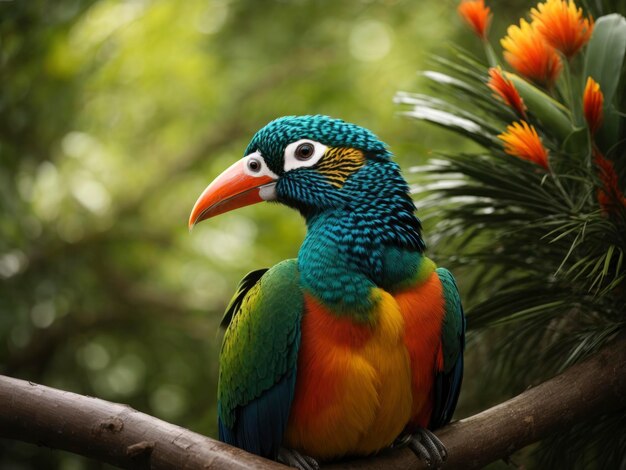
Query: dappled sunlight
xmin=77 ymin=341 xmax=111 ymax=371
xmin=70 ymin=174 xmax=112 ymax=215
xmin=150 ymin=384 xmax=188 ymax=420
xmin=69 ymin=0 xmax=147 ymax=54
xmin=0 ymin=250 xmax=28 ymax=279
xmin=349 ymin=20 xmax=393 ymax=62
xmin=191 ymin=216 xmax=258 ymax=266
xmin=180 ymin=261 xmax=230 ymax=309
xmin=31 ymin=162 xmax=64 ymax=221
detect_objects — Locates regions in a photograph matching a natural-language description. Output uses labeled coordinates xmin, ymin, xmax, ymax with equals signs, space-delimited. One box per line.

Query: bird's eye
xmin=242 ymin=151 xmax=279 ymax=179
xmin=247 ymin=158 xmax=262 ymax=173
xmin=295 ymin=143 xmax=315 ymax=161
xmin=283 ymin=139 xmax=327 ymax=172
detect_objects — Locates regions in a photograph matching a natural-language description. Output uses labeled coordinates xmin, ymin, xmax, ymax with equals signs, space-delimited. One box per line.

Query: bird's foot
xmin=393 ymin=429 xmax=447 ymax=469
xmin=277 ymin=447 xmax=320 ymax=470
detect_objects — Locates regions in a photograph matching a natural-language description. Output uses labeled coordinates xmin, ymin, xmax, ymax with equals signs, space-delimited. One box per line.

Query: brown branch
xmin=0 ymin=375 xmax=287 ymax=469
xmin=1 ymin=336 xmax=625 ymax=469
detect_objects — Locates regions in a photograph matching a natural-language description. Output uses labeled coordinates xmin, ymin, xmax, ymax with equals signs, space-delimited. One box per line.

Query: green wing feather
xmin=218 ymin=259 xmax=303 ymax=430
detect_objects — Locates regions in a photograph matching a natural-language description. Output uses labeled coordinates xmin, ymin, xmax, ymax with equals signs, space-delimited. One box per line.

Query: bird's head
xmin=189 ymin=115 xmax=396 ymax=228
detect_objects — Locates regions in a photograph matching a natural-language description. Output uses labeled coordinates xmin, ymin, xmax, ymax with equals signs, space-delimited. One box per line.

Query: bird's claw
xmin=278 ymin=447 xmax=320 ymax=470
xmin=394 ymin=428 xmax=447 ymax=469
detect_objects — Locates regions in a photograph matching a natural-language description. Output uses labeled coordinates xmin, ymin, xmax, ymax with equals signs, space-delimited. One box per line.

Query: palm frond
xmin=401 ymin=3 xmax=626 ymax=466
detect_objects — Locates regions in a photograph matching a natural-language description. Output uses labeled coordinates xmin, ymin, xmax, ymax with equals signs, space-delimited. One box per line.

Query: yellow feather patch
xmin=315 ymin=147 xmax=366 ymax=188
xmin=351 ymin=289 xmax=412 ymax=454
xmin=284 ymin=289 xmax=413 ymax=459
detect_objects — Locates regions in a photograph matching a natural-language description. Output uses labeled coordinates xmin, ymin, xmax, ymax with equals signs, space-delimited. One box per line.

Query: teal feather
xmin=437 ymin=268 xmax=464 ymax=372
xmin=296 ymin=158 xmax=425 ymax=317
xmin=430 ymin=267 xmax=465 ymax=429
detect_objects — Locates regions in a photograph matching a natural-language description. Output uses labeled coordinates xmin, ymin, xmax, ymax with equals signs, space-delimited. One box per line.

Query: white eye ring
xmin=247 ymin=157 xmax=262 ymax=173
xmin=242 ymin=151 xmax=279 ymax=179
xmin=283 ymin=139 xmax=327 ymax=172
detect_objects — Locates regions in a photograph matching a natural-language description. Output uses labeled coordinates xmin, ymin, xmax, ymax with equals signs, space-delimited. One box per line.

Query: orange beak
xmin=188 ymin=158 xmax=276 ymax=229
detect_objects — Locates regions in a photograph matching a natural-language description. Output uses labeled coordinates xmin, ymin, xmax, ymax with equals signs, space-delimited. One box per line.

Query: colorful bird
xmin=189 ymin=115 xmax=465 ymax=469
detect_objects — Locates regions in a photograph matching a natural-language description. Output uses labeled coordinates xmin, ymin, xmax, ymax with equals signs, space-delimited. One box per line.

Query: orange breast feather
xmin=394 ymin=271 xmax=446 ymax=428
xmin=284 ymin=291 xmax=413 ymax=460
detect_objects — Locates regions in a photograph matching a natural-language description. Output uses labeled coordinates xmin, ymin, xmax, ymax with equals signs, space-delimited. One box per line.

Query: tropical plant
xmin=396 ymin=0 xmax=626 ymax=466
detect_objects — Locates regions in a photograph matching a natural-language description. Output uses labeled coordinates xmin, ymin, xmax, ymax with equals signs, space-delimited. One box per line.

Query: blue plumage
xmin=219 ymin=371 xmax=298 ymax=458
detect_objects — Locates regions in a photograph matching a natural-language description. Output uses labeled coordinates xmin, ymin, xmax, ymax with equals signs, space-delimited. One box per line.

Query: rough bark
xmin=1 ymin=336 xmax=625 ymax=470
xmin=0 ymin=376 xmax=287 ymax=469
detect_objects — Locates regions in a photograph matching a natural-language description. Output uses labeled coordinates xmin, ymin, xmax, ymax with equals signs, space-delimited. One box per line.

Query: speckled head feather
xmin=244 ymin=115 xmax=391 ymax=174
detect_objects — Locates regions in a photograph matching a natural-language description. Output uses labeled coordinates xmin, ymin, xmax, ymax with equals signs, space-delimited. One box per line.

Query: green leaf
xmin=395 ymin=92 xmax=500 ymax=148
xmin=584 ymin=14 xmax=626 ymax=108
xmin=583 ymin=14 xmax=626 ymax=152
xmin=562 ymin=127 xmax=591 ymax=161
xmin=507 ymin=73 xmax=574 ymax=140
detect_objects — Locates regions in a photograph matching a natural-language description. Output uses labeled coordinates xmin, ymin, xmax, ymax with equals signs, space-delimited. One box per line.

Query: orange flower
xmin=594 ymin=149 xmax=626 ymax=213
xmin=501 ymin=19 xmax=562 ymax=87
xmin=458 ymin=0 xmax=492 ymax=40
xmin=583 ymin=77 xmax=603 ymax=135
xmin=487 ymin=67 xmax=527 ymax=118
xmin=531 ymin=0 xmax=594 ymax=59
xmin=498 ymin=121 xmax=549 ymax=169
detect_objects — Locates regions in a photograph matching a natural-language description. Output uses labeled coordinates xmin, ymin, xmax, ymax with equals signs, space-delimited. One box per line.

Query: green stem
xmin=483 ymin=40 xmax=498 ymax=68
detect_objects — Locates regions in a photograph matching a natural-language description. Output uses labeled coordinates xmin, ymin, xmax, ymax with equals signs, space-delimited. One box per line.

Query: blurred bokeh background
xmin=1 ymin=0 xmax=531 ymax=468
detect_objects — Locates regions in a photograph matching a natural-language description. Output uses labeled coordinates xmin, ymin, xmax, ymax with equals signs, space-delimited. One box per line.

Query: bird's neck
xmin=297 ymin=161 xmax=429 ymax=320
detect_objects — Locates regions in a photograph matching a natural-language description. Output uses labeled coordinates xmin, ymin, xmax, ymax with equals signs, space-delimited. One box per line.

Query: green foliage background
xmin=1 ymin=0 xmax=549 ymax=469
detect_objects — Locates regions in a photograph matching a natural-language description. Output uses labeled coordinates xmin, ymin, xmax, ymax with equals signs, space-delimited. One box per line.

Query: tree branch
xmin=1 ymin=337 xmax=624 ymax=469
xmin=0 ymin=375 xmax=288 ymax=469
